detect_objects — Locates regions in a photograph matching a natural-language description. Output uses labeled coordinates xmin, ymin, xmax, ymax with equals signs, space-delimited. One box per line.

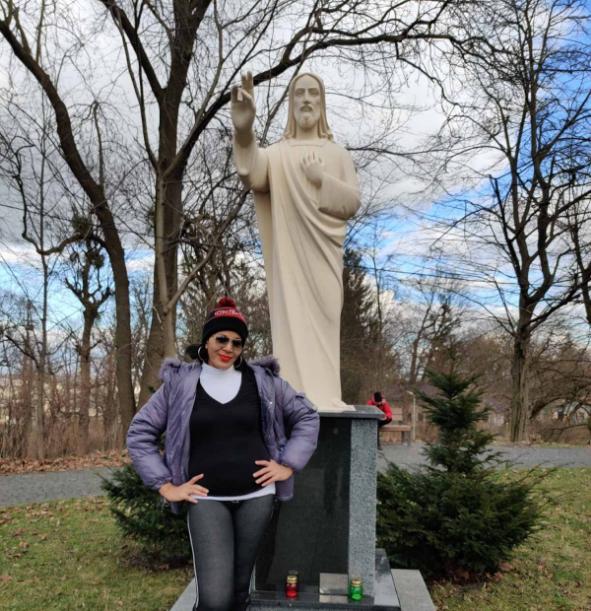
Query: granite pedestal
xmin=249 ymin=406 xmax=396 ymax=610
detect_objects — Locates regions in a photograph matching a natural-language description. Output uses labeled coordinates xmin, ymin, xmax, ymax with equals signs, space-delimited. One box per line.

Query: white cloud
xmin=0 ymin=241 xmax=41 ymax=269
xmin=126 ymin=250 xmax=154 ymax=273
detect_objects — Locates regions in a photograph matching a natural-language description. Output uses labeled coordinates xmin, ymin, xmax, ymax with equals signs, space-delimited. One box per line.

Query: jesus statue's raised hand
xmin=231 ymin=72 xmax=256 ymax=139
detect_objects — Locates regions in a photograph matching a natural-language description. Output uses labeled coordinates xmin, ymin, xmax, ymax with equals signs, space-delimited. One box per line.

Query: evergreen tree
xmin=101 ymin=465 xmax=191 ymax=566
xmin=340 ymin=249 xmax=379 ymax=403
xmin=420 ymin=370 xmax=498 ymax=475
xmin=377 ymin=369 xmax=542 ymax=580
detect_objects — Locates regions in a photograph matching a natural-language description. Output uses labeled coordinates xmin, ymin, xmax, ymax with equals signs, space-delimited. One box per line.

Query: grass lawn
xmin=0 ymin=496 xmax=192 ymax=610
xmin=430 ymin=468 xmax=591 ymax=611
xmin=0 ymin=468 xmax=589 ymax=610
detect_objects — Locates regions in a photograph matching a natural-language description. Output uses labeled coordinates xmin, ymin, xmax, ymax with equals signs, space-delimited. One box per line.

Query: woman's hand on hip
xmin=159 ymin=474 xmax=208 ymax=503
xmin=253 ymin=460 xmax=294 ymax=486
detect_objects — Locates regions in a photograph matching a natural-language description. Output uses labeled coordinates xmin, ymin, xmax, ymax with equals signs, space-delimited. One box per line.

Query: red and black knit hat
xmin=201 ymin=297 xmax=248 ymax=344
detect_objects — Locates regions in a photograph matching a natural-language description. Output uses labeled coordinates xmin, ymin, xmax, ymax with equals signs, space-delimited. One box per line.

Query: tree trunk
xmin=409 ymin=337 xmax=420 ymax=386
xmin=27 ymin=365 xmax=46 ymax=461
xmin=510 ymin=331 xmax=530 ymax=442
xmin=26 ymin=258 xmax=47 ymax=461
xmin=77 ymin=312 xmax=93 ymax=455
xmin=139 ymin=294 xmax=176 ymax=406
xmin=19 ymin=351 xmax=34 ymax=459
xmin=137 ymin=171 xmax=183 ymax=407
xmin=136 ymin=3 xmax=201 ymax=406
xmin=109 ymin=250 xmax=135 ymax=441
xmin=102 ymin=351 xmax=119 ymax=450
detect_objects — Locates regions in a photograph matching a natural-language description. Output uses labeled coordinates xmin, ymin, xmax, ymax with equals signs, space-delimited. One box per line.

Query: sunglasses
xmin=214 ymin=335 xmax=244 ymax=349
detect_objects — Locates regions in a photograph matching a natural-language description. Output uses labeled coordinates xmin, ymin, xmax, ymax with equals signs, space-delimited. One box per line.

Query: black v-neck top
xmin=187 ymin=366 xmax=270 ymax=495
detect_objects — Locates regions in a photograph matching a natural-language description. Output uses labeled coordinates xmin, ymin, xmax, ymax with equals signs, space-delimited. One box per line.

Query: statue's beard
xmin=297 ymin=113 xmax=318 ymax=130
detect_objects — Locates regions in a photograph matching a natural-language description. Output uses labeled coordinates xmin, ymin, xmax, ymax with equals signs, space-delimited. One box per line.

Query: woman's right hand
xmin=159 ymin=474 xmax=208 ymax=504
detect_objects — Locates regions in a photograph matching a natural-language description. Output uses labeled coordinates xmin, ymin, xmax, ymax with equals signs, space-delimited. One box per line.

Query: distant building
xmin=552 ymin=402 xmax=591 ymax=423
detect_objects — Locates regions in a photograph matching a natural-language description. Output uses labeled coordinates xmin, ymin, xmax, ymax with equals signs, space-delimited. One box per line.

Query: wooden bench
xmin=380 ymin=422 xmax=412 ymax=445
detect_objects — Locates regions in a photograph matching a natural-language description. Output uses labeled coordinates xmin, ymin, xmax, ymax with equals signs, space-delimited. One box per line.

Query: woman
xmin=127 ymin=297 xmax=320 ymax=611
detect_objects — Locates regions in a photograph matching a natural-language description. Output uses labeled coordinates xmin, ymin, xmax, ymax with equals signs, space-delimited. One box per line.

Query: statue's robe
xmin=235 ymin=137 xmax=360 ymax=409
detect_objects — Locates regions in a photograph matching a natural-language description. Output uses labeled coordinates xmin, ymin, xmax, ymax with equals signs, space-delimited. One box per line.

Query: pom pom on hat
xmin=201 ymin=296 xmax=248 ymax=344
xmin=216 ymin=296 xmax=237 ymax=308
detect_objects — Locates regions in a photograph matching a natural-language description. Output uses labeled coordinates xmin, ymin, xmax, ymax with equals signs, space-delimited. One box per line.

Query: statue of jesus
xmin=232 ymin=72 xmax=360 ymax=410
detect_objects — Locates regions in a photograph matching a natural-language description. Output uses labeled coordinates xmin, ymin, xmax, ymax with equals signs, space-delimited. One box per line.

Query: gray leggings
xmin=187 ymin=495 xmax=275 ymax=611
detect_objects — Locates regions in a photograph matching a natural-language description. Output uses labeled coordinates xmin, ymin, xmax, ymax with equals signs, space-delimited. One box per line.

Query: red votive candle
xmin=285 ymin=571 xmax=299 ymax=598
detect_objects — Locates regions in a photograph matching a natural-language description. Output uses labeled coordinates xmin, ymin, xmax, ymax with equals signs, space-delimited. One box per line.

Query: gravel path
xmin=0 ymin=467 xmax=119 ymax=508
xmin=1 ymin=444 xmax=590 ymax=508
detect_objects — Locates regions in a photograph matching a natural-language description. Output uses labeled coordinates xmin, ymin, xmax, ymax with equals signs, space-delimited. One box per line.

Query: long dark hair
xmin=184 ymin=344 xmax=201 ymax=361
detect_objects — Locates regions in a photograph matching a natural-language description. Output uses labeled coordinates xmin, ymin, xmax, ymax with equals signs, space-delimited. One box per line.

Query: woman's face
xmin=205 ymin=330 xmax=244 ymax=369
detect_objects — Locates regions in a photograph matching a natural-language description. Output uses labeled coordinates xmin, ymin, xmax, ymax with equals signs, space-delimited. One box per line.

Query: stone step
xmin=391 ymin=569 xmax=436 ymax=611
xmin=170 ymin=564 xmax=435 ymax=610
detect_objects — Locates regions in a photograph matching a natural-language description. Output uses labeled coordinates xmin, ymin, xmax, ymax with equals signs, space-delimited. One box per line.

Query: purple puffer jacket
xmin=126 ymin=356 xmax=319 ymax=514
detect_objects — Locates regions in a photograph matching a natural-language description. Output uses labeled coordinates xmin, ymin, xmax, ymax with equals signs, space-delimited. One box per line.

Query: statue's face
xmin=292 ymin=75 xmax=322 ymax=131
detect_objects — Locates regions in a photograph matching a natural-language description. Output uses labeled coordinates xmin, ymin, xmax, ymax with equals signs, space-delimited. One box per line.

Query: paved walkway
xmin=1 ymin=444 xmax=590 ymax=508
xmin=378 ymin=442 xmax=591 ymax=471
xmin=0 ymin=467 xmax=119 ymax=508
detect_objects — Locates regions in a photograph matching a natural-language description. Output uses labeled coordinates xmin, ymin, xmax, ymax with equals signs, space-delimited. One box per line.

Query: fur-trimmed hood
xmin=158 ymin=354 xmax=280 ymax=383
xmin=158 ymin=357 xmax=196 ymax=383
xmin=249 ymin=355 xmax=280 ymax=375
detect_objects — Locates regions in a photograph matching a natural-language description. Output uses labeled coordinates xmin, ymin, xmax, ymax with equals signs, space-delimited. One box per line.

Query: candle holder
xmin=349 ymin=576 xmax=363 ymax=601
xmin=285 ymin=570 xmax=299 ymax=599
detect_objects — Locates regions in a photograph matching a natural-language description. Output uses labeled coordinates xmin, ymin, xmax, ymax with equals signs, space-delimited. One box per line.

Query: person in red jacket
xmin=367 ymin=391 xmax=392 ymax=449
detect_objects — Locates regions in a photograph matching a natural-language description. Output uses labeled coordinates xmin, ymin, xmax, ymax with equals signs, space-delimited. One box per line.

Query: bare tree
xmin=0 ymin=115 xmax=88 ymax=458
xmin=396 ymin=276 xmax=464 ymax=386
xmin=442 ymin=0 xmax=591 ymax=440
xmin=568 ymin=195 xmax=591 ymax=326
xmin=63 ymin=234 xmax=112 ymax=454
xmin=0 ymin=2 xmax=136 ymax=427
xmin=527 ymin=327 xmax=591 ymax=421
xmin=0 ymin=293 xmax=35 ymax=457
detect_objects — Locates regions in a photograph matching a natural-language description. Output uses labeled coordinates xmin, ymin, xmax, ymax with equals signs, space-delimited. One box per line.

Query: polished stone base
xmin=255 ymin=407 xmax=382 ymax=596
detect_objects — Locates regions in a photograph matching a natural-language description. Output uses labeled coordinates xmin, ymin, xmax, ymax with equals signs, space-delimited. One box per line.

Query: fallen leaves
xmin=0 ymin=450 xmax=130 ymax=475
xmin=0 ymin=514 xmax=13 ymax=526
